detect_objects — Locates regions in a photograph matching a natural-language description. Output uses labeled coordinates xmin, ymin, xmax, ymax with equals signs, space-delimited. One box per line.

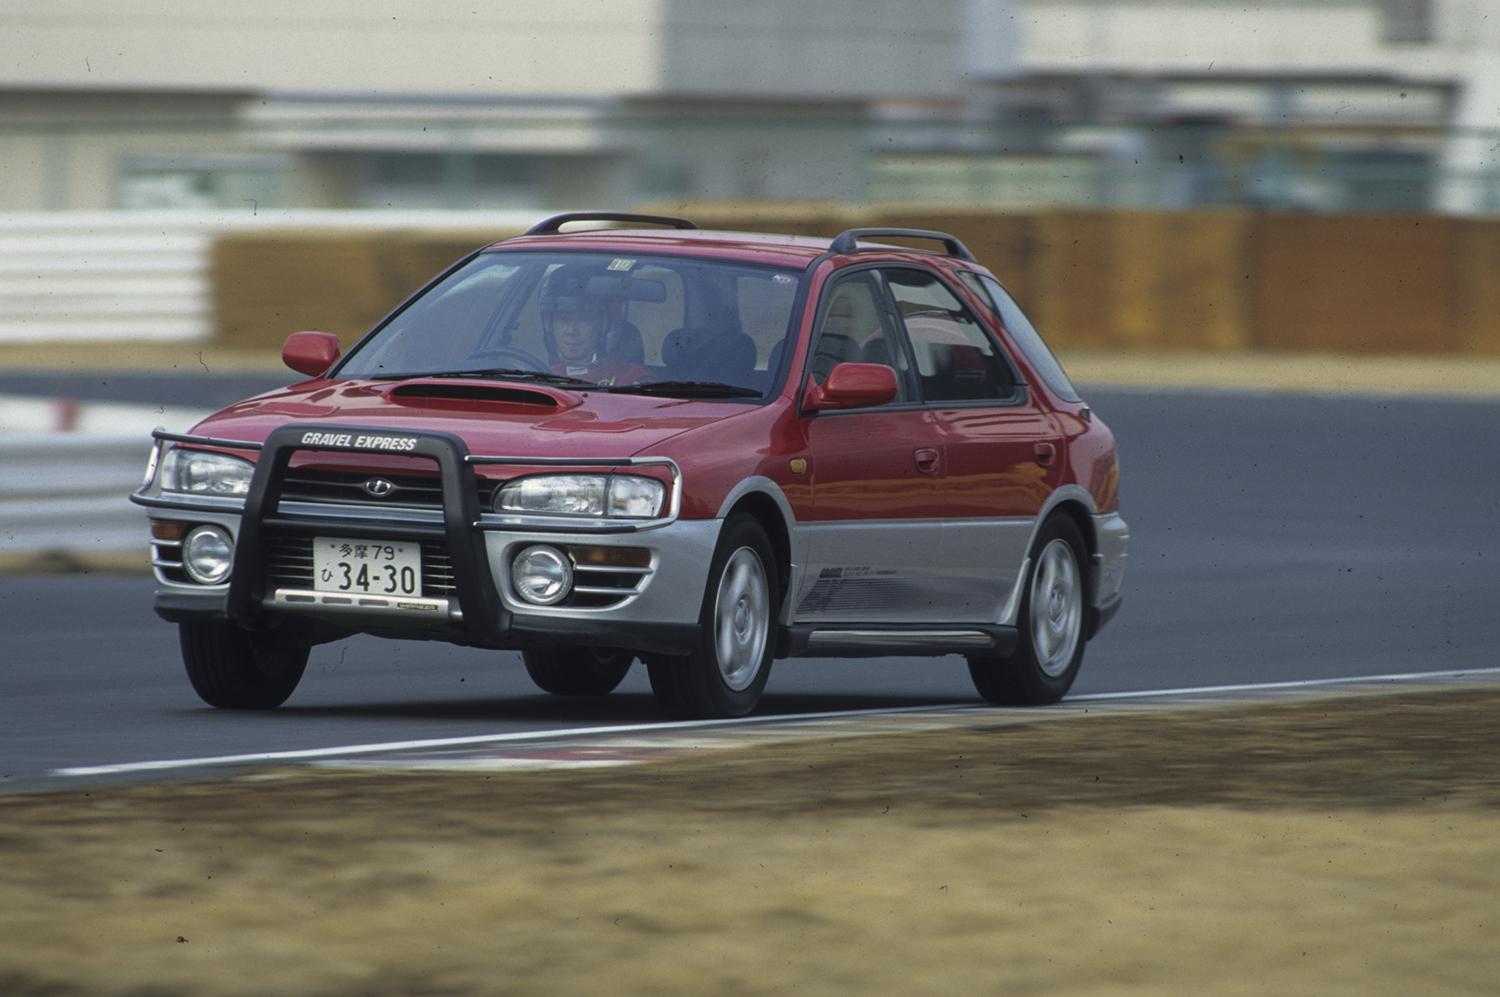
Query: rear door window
xmin=881 ymin=269 xmax=1018 ymax=404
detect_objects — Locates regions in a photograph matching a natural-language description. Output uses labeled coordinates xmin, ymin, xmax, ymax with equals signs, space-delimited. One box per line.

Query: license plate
xmin=312 ymin=537 xmax=422 ymax=596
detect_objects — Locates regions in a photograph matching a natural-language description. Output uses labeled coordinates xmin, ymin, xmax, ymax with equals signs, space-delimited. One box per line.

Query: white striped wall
xmin=0 ymin=210 xmax=538 ymax=344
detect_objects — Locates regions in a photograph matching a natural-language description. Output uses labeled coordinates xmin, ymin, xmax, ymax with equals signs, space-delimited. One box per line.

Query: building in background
xmin=0 ymin=0 xmax=998 ymax=211
xmin=947 ymin=0 xmax=1500 ymax=213
xmin=1 ymin=0 xmax=1497 ymax=213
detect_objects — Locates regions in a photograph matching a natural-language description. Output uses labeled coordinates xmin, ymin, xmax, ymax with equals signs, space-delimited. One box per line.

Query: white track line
xmin=51 ymin=666 xmax=1500 ymax=779
xmin=1067 ymin=666 xmax=1500 ymax=702
xmin=51 ymin=703 xmax=974 ymax=778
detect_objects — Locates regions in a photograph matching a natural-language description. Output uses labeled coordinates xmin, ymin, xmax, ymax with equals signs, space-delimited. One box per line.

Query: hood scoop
xmin=387 ymin=380 xmax=582 ymax=410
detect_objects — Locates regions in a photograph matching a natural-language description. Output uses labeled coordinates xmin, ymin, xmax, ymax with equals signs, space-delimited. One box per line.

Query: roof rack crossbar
xmin=526 ymin=212 xmax=697 ymax=236
xmin=828 ymin=227 xmax=977 ymax=263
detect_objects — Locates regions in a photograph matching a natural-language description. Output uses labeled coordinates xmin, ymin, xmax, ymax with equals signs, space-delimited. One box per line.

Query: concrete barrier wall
xmin=208 ymin=208 xmax=1500 ymax=356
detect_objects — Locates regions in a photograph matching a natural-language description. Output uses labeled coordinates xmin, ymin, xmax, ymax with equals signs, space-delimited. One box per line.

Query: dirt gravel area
xmin=2 ymin=687 xmax=1498 ymax=996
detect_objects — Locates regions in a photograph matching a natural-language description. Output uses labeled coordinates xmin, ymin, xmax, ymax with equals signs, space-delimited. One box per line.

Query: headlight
xmin=606 ymin=476 xmax=666 ymax=518
xmin=495 ymin=474 xmax=665 ymax=519
xmin=161 ymin=449 xmax=254 ymax=497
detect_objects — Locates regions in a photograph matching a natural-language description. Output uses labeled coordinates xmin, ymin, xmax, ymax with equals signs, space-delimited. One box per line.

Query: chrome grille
xmin=266 ymin=535 xmax=456 ymax=597
xmin=278 ymin=469 xmax=492 ymax=512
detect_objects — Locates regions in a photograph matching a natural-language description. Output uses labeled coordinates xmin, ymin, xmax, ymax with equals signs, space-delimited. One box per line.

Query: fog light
xmin=511 ymin=545 xmax=572 ymax=606
xmin=182 ymin=526 xmax=234 ymax=585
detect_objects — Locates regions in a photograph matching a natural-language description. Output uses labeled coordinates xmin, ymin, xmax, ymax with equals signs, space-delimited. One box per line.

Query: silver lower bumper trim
xmin=264 ymin=588 xmax=462 ymax=623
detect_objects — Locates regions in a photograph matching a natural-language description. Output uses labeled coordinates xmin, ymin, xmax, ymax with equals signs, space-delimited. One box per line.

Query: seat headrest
xmin=663 ymin=327 xmax=756 ymax=383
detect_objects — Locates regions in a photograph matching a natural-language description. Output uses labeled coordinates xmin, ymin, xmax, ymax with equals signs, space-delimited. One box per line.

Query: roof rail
xmin=828 ymin=227 xmax=977 ymax=263
xmin=525 ymin=212 xmax=697 ymax=236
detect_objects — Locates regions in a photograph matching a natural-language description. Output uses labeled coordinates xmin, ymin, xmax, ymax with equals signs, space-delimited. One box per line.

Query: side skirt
xmin=778 ymin=624 xmax=1018 ymax=659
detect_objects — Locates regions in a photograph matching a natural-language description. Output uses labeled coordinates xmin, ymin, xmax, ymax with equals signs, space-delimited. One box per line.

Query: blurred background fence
xmin=110 ymin=205 xmax=1500 ymax=358
xmin=4 ymin=0 xmax=1500 ymax=360
xmin=0 ymin=434 xmax=148 ymax=554
xmin=2 ymin=205 xmax=1498 ymax=360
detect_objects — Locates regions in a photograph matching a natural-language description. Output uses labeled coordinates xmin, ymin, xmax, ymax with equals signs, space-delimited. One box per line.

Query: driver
xmin=540 ymin=265 xmax=649 ymax=387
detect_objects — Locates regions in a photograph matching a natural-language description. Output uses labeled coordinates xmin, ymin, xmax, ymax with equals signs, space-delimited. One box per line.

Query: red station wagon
xmin=131 ymin=213 xmax=1129 ymax=718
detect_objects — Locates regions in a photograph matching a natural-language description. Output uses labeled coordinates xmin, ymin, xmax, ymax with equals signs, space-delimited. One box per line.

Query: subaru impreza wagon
xmin=132 ymin=212 xmax=1128 ymax=718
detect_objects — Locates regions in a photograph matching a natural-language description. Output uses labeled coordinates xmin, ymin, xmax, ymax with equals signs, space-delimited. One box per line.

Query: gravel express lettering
xmin=299 ymin=431 xmax=419 ymax=452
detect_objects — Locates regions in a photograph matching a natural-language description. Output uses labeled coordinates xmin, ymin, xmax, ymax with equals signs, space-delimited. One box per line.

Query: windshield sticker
xmin=771 ymin=274 xmax=795 ymax=285
xmin=607 ymin=258 xmax=636 ymax=272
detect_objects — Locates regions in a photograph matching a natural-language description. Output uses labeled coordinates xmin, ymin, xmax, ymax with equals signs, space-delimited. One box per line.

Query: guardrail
xmin=0 ymin=434 xmax=151 ymax=553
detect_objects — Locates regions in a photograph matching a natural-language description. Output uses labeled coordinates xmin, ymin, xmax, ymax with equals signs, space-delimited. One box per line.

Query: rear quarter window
xmin=959 ymin=272 xmax=1083 ymax=404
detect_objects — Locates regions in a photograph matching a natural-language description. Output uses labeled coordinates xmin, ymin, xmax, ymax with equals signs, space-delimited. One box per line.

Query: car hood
xmin=190 ymin=377 xmax=757 ymax=459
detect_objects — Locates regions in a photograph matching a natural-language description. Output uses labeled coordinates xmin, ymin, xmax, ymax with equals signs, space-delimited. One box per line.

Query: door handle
xmin=913 ymin=448 xmax=940 ymax=474
xmin=1033 ymin=442 xmax=1057 ymax=467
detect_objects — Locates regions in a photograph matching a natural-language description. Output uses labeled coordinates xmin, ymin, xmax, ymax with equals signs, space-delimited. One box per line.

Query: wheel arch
xmin=1045 ymin=498 xmax=1098 ymax=563
xmin=715 ymin=477 xmax=800 ymax=621
xmin=1027 ymin=485 xmax=1101 ymax=624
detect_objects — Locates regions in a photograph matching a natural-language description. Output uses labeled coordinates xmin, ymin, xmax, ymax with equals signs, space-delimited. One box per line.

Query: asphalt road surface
xmin=4 ymin=387 xmax=1499 ymax=790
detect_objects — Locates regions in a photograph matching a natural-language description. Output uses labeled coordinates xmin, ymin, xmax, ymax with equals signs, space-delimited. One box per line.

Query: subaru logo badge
xmin=361 ymin=477 xmax=398 ymax=498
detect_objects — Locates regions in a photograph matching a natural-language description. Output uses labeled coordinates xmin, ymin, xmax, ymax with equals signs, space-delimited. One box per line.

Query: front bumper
xmin=132 ymin=425 xmax=715 ymax=655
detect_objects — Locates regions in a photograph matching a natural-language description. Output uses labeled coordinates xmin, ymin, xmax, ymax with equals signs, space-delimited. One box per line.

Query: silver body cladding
xmin=135 ymin=433 xmax=1128 ymax=639
xmin=144 ymin=504 xmax=1128 ymax=633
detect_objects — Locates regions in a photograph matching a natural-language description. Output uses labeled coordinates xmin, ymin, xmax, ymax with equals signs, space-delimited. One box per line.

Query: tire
xmin=647 ymin=515 xmax=778 ymax=718
xmin=968 ymin=515 xmax=1088 ymax=706
xmin=522 ymin=646 xmax=634 ymax=696
xmin=179 ymin=621 xmax=310 ymax=709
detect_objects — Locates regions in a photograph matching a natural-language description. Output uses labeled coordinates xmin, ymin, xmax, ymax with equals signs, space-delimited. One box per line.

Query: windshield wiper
xmin=370 ymin=369 xmax=598 ymax=388
xmin=607 ymin=380 xmax=762 ymax=399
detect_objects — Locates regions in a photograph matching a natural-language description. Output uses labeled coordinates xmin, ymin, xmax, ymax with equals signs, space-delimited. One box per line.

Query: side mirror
xmin=283 ymin=331 xmax=342 ymax=377
xmin=804 ymin=362 xmax=899 ymax=411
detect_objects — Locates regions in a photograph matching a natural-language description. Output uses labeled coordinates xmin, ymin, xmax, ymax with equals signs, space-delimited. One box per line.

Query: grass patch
xmin=1 ymin=688 xmax=1497 ymax=995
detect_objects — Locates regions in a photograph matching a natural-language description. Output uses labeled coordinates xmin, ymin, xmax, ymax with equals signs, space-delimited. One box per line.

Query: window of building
xmin=117 ymin=154 xmax=286 ymax=210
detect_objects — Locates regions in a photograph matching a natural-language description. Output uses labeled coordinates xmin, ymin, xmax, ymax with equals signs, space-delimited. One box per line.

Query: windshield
xmin=335 ymin=251 xmax=805 ymax=400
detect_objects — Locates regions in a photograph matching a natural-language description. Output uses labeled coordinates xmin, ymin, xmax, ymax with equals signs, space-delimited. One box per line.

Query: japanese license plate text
xmin=313 ymin=537 xmax=422 ymax=596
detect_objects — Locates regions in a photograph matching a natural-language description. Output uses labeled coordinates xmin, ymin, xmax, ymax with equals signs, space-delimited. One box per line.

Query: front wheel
xmin=522 ymin=646 xmax=634 ymax=696
xmin=968 ymin=515 xmax=1088 ymax=706
xmin=647 ymin=515 xmax=778 ymax=718
xmin=179 ymin=621 xmax=310 ymax=709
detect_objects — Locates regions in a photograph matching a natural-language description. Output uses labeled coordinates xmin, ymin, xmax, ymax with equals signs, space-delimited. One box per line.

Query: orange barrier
xmin=212 ymin=230 xmax=506 ymax=351
xmin=209 ymin=209 xmax=1500 ymax=356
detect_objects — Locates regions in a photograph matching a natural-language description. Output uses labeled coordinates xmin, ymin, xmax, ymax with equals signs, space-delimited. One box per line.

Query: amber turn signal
xmin=150 ymin=520 xmax=189 ymax=541
xmin=565 ymin=545 xmax=651 ymax=569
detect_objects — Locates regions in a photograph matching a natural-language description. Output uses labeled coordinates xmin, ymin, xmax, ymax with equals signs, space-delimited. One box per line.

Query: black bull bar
xmin=225 ymin=424 xmax=507 ymax=642
xmin=217 ymin=423 xmax=701 ymax=655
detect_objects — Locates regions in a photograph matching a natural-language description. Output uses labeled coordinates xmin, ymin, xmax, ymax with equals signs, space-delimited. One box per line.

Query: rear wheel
xmin=179 ymin=621 xmax=309 ymax=709
xmin=522 ymin=646 xmax=633 ymax=696
xmin=647 ymin=516 xmax=778 ymax=718
xmin=967 ymin=515 xmax=1088 ymax=706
